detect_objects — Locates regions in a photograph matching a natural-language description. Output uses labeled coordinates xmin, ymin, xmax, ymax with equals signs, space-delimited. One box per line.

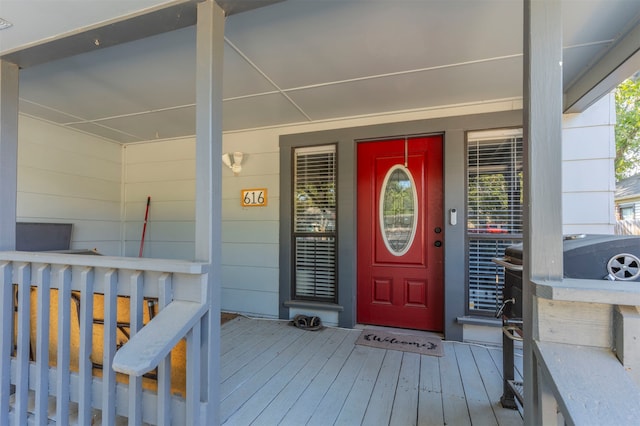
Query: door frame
xmin=279 ymin=110 xmax=521 ymax=341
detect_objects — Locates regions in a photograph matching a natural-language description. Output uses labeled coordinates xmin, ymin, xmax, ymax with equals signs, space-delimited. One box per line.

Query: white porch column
xmin=195 ymin=0 xmax=224 ymax=424
xmin=523 ymin=0 xmax=564 ymax=425
xmin=0 ymin=60 xmax=19 ymax=251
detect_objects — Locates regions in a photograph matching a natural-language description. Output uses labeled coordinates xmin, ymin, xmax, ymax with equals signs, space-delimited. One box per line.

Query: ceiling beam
xmin=0 ymin=1 xmax=199 ymax=69
xmin=216 ymin=0 xmax=285 ymax=16
xmin=564 ymin=18 xmax=640 ymax=113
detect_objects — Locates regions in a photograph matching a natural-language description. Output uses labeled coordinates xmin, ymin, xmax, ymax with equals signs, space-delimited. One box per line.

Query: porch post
xmin=0 ymin=60 xmax=19 ymax=251
xmin=195 ymin=0 xmax=224 ymax=423
xmin=523 ymin=0 xmax=564 ymax=425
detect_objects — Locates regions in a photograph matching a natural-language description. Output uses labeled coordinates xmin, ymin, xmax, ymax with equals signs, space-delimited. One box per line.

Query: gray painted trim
xmin=564 ymin=19 xmax=640 ymax=113
xmin=0 ymin=1 xmax=199 ymax=69
xmin=194 ymin=1 xmax=224 ymax=422
xmin=283 ymin=300 xmax=344 ymax=312
xmin=456 ymin=316 xmax=502 ymax=327
xmin=0 ymin=60 xmax=18 ymax=251
xmin=280 ymin=110 xmax=521 ymax=339
xmin=523 ymin=0 xmax=564 ymax=423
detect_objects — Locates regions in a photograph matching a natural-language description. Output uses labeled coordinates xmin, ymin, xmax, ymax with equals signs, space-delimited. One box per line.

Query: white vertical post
xmin=523 ymin=0 xmax=564 ymax=425
xmin=0 ymin=261 xmax=14 ymax=426
xmin=128 ymin=271 xmax=144 ymax=425
xmin=195 ymin=1 xmax=224 ymax=423
xmin=186 ymin=320 xmax=202 ymax=426
xmin=157 ymin=273 xmax=173 ymax=425
xmin=35 ymin=264 xmax=51 ymax=425
xmin=15 ymin=263 xmax=31 ymax=425
xmin=0 ymin=60 xmax=19 ymax=251
xmin=78 ymin=267 xmax=95 ymax=425
xmin=101 ymin=269 xmax=118 ymax=424
xmin=55 ymin=265 xmax=72 ymax=424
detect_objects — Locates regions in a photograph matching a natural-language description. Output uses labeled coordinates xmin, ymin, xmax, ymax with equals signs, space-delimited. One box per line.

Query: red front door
xmin=357 ymin=136 xmax=444 ymax=332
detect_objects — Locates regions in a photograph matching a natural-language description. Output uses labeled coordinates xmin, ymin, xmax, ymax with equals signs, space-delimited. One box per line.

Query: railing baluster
xmin=0 ymin=261 xmax=13 ymax=426
xmin=101 ymin=269 xmax=118 ymax=425
xmin=78 ymin=266 xmax=94 ymax=425
xmin=129 ymin=271 xmax=144 ymax=425
xmin=34 ymin=264 xmax=51 ymax=424
xmin=55 ymin=265 xmax=72 ymax=424
xmin=15 ymin=262 xmax=31 ymax=425
xmin=186 ymin=319 xmax=202 ymax=426
xmin=0 ymin=253 xmax=208 ymax=426
xmin=157 ymin=272 xmax=173 ymax=426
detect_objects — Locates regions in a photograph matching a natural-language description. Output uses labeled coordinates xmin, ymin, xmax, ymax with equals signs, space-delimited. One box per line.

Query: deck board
xmin=279 ymin=330 xmax=360 ymax=426
xmin=439 ymin=342 xmax=472 ymax=426
xmin=389 ymin=352 xmax=420 ymax=426
xmin=417 ymin=353 xmax=444 ymax=425
xmin=454 ymin=343 xmax=498 ymax=426
xmin=219 ymin=317 xmax=523 ymax=426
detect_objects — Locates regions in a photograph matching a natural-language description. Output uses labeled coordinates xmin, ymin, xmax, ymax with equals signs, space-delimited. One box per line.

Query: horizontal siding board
xmin=124 ymin=200 xmax=194 ymax=222
xmin=221 ymin=221 xmax=278 ymax=244
xmin=125 ymin=181 xmax=195 ymax=202
xmin=124 ymin=241 xmax=195 ymax=260
xmin=19 ymin=141 xmax=121 ymax=182
xmin=222 ymin=200 xmax=279 ymax=221
xmin=18 ymin=167 xmax=121 ymax=201
xmin=562 ymin=192 xmax=614 ymax=224
xmin=124 ymin=221 xmax=195 ymax=242
xmin=124 ymin=138 xmax=196 ymax=163
xmin=18 ymin=193 xmax=121 ymax=220
xmin=125 ymin=159 xmax=196 ymax=183
xmin=562 ymin=159 xmax=613 ymax=192
xmin=221 ymin=288 xmax=279 ymax=318
xmin=562 ymin=126 xmax=613 ymax=160
xmin=221 ymin=243 xmax=278 ymax=267
xmin=221 ymin=265 xmax=279 ymax=292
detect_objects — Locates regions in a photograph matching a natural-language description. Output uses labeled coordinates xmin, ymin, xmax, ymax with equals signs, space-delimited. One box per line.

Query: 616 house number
xmin=241 ymin=188 xmax=267 ymax=207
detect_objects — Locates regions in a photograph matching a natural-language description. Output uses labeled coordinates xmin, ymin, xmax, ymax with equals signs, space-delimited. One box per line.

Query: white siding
xmin=17 ymin=116 xmax=122 ymax=254
xmin=121 ymin=135 xmax=281 ymax=318
xmin=562 ymin=93 xmax=617 ymax=235
xmin=122 ymin=138 xmax=196 ymax=259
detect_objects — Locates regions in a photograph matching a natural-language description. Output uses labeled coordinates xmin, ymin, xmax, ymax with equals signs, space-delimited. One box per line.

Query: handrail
xmin=534 ymin=340 xmax=640 ymax=425
xmin=0 ymin=251 xmax=208 ymax=275
xmin=112 ymin=301 xmax=207 ymax=376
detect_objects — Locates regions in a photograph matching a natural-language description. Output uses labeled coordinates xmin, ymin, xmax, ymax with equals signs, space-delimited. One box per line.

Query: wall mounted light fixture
xmin=222 ymin=151 xmax=244 ymax=175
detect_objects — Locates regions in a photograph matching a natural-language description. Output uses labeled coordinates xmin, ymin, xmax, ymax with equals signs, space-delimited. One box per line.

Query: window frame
xmin=290 ymin=144 xmax=339 ymax=303
xmin=465 ymin=128 xmax=523 ymax=316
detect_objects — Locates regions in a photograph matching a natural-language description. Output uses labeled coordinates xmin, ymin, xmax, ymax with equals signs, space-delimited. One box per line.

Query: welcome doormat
xmin=356 ymin=329 xmax=444 ymax=357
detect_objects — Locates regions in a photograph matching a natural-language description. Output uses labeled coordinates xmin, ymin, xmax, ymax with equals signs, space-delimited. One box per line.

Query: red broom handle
xmin=139 ymin=196 xmax=151 ymax=257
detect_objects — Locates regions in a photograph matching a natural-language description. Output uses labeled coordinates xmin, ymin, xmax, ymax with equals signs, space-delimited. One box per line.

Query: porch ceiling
xmin=1 ymin=0 xmax=639 ymax=143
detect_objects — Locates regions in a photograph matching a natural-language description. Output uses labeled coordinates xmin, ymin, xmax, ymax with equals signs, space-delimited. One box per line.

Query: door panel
xmin=357 ymin=136 xmax=443 ymax=331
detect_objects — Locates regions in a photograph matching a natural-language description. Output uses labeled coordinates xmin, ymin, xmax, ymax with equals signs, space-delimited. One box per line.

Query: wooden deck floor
xmin=220 ymin=316 xmax=523 ymax=426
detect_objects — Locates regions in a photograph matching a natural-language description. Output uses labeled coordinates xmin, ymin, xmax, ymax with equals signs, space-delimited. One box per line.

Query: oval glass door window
xmin=379 ymin=165 xmax=418 ymax=256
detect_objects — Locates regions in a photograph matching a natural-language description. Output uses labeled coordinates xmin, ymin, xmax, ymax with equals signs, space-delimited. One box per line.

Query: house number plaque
xmin=241 ymin=188 xmax=268 ymax=207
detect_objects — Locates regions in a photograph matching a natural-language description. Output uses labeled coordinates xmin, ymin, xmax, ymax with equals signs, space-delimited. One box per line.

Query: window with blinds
xmin=467 ymin=129 xmax=523 ymax=313
xmin=293 ymin=145 xmax=337 ymax=302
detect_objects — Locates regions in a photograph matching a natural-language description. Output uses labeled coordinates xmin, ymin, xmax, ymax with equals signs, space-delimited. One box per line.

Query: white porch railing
xmin=533 ymin=278 xmax=640 ymax=425
xmin=0 ymin=251 xmax=211 ymax=425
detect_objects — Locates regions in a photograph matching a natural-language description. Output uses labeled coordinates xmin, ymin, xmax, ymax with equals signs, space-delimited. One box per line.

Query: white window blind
xmin=467 ymin=129 xmax=523 ymax=313
xmin=293 ymin=145 xmax=337 ymax=301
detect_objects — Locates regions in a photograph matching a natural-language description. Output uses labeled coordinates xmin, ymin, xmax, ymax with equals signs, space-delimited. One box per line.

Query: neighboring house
xmin=1 ymin=0 xmax=639 ymax=424
xmin=616 ymin=173 xmax=640 ymax=220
